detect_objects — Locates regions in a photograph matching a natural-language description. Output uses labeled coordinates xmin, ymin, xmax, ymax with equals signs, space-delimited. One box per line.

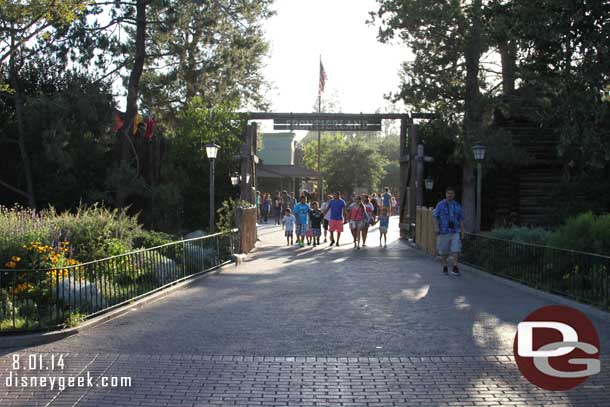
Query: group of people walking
xmin=255 ymin=186 xmax=466 ymax=277
xmin=257 ymin=188 xmax=395 ymax=249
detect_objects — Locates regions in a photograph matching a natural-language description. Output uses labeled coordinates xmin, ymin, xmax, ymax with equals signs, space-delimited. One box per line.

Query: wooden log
xmin=431 ymin=208 xmax=435 ymax=254
xmin=416 ymin=206 xmax=422 ymax=245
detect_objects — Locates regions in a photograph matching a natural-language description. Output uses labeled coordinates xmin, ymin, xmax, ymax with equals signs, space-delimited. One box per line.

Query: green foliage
xmin=549 ymin=213 xmax=610 ymax=256
xmin=0 ymin=204 xmax=141 ymax=266
xmin=164 ymin=97 xmax=243 ymax=231
xmin=490 ymin=213 xmax=610 ymax=256
xmin=132 ymin=230 xmax=177 ymax=249
xmin=216 ymin=198 xmax=252 ymax=233
xmin=1 ymin=60 xmax=116 ymax=210
xmin=140 ymin=0 xmax=274 ymax=123
xmin=51 ymin=204 xmax=141 ymax=262
xmin=64 ymin=312 xmax=85 ymax=328
xmin=489 ymin=227 xmax=552 ymax=245
xmin=325 ymin=138 xmax=388 ymax=194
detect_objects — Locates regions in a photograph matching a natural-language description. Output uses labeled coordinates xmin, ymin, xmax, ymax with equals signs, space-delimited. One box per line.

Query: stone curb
xmin=0 ymin=261 xmax=240 ymax=349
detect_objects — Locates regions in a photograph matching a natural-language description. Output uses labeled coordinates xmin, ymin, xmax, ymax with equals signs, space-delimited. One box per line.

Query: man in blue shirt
xmin=432 ymin=187 xmax=465 ymax=276
xmin=382 ymin=188 xmax=392 ymax=209
xmin=293 ymin=195 xmax=311 ymax=247
xmin=322 ymin=191 xmax=347 ymax=246
xmin=289 ymin=192 xmax=297 ymax=210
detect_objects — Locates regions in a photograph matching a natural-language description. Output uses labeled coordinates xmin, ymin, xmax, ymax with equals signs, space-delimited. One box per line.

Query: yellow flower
xmin=4 ymin=261 xmax=16 ymax=269
xmin=11 ymin=256 xmax=21 ymax=262
xmin=11 ymin=283 xmax=34 ymax=295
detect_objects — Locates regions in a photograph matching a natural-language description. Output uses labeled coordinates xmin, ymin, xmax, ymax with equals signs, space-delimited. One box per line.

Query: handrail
xmin=464 ymin=232 xmax=610 ymax=259
xmin=0 ymin=229 xmax=240 ymax=273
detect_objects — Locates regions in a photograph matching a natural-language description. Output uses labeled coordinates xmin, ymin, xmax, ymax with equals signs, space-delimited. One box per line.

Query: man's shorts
xmin=312 ymin=228 xmax=321 ymax=237
xmin=437 ymin=232 xmax=461 ymax=255
xmin=285 ymin=229 xmax=293 ymax=237
xmin=379 ymin=226 xmax=388 ymax=234
xmin=329 ymin=219 xmax=344 ymax=233
xmin=323 ymin=219 xmax=329 ymax=230
xmin=296 ymin=223 xmax=308 ymax=236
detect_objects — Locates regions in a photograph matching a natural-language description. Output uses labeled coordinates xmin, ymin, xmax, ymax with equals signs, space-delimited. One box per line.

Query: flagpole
xmin=317 ymin=55 xmax=323 ymax=203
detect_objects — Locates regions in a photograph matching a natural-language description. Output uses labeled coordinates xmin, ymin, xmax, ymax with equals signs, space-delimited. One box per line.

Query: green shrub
xmin=489 ymin=226 xmax=553 ymax=245
xmin=64 ymin=312 xmax=86 ymax=328
xmin=50 ymin=204 xmax=141 ymax=262
xmin=0 ymin=203 xmax=141 ymax=266
xmin=216 ymin=198 xmax=253 ymax=233
xmin=548 ymin=212 xmax=610 ymax=256
xmin=132 ymin=230 xmax=178 ymax=249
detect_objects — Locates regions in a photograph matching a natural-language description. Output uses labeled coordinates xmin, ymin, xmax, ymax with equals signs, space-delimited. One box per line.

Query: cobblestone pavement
xmin=1 ymin=217 xmax=609 ymax=406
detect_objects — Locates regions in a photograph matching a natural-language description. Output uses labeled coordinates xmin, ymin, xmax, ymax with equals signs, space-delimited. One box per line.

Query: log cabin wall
xmin=490 ymin=119 xmax=563 ymax=227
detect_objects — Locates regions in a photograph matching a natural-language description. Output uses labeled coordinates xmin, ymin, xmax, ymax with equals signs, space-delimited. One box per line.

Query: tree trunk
xmin=116 ymin=0 xmax=147 ymax=208
xmin=499 ymin=40 xmax=517 ymax=96
xmin=462 ymin=0 xmax=483 ymax=232
xmin=9 ymin=26 xmax=36 ymax=209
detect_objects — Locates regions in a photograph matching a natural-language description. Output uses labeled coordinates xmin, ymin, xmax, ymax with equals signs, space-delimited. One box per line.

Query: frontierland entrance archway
xmin=240 ymin=112 xmax=434 ymax=239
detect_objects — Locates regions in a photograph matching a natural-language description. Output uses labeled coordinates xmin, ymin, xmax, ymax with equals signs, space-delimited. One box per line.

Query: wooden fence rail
xmin=416 ymin=206 xmax=437 ymax=256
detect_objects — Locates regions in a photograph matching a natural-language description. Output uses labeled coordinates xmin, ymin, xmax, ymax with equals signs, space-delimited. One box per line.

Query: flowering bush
xmin=0 ymin=203 xmax=142 ymax=266
xmin=5 ymin=241 xmax=78 ymax=270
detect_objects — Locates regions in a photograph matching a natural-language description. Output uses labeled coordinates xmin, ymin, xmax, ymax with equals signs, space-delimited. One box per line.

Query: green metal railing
xmin=0 ymin=230 xmax=239 ymax=333
xmin=461 ymin=233 xmax=610 ymax=311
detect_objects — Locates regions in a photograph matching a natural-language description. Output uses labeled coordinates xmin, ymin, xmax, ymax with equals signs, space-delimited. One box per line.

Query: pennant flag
xmin=111 ymin=111 xmax=124 ymax=132
xmin=144 ymin=117 xmax=156 ymax=140
xmin=133 ymin=113 xmax=143 ymax=136
xmin=318 ymin=60 xmax=328 ymax=96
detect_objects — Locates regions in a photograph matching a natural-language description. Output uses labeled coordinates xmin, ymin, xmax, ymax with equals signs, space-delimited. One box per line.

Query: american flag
xmin=318 ymin=60 xmax=328 ymax=96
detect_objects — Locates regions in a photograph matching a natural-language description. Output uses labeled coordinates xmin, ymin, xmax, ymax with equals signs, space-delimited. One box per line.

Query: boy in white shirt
xmin=282 ymin=208 xmax=296 ymax=246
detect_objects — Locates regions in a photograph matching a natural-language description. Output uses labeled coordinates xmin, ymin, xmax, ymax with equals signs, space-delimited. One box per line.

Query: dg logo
xmin=514 ymin=305 xmax=601 ymax=391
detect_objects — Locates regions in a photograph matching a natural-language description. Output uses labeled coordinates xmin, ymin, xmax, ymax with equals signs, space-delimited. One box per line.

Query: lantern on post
xmin=472 ymin=143 xmax=486 ymax=232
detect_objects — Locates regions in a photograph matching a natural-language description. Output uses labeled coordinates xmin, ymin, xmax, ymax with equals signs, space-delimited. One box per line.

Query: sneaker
xmin=335 ymin=242 xmax=340 ymax=246
xmin=313 ymin=243 xmax=317 ymax=247
xmin=451 ymin=266 xmax=461 ymax=276
xmin=329 ymin=240 xmax=335 ymax=246
xmin=443 ymin=266 xmax=448 ymax=275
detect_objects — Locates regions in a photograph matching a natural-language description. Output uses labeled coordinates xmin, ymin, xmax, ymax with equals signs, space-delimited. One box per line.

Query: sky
xmin=261 ymin=0 xmax=413 ymax=115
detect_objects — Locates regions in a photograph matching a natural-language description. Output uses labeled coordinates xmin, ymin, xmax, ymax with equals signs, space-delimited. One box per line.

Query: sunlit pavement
xmin=1 ymin=216 xmax=609 ymax=406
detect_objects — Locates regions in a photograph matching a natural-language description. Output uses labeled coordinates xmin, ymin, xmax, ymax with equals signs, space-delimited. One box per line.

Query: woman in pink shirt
xmin=347 ymin=196 xmax=367 ymax=249
xmin=361 ymin=194 xmax=375 ymax=247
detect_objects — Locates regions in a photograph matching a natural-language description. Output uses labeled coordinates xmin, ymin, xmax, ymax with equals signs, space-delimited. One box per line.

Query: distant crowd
xmin=255 ymin=188 xmax=398 ymax=249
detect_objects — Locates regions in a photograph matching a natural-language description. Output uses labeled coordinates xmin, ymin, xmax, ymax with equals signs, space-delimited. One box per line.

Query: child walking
xmin=282 ymin=208 xmax=295 ymax=246
xmin=379 ymin=207 xmax=390 ymax=248
xmin=309 ymin=202 xmax=323 ymax=247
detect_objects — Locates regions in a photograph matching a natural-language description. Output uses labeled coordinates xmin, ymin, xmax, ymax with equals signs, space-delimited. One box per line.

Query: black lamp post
xmin=472 ymin=143 xmax=486 ymax=233
xmin=205 ymin=143 xmax=220 ymax=233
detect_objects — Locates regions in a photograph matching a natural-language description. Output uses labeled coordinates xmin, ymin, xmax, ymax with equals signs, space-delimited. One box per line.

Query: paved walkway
xmin=1 ymin=217 xmax=609 ymax=406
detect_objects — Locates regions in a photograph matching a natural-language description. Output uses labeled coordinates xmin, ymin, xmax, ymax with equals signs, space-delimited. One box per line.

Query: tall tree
xmin=0 ymin=0 xmax=89 ymax=208
xmin=139 ymin=0 xmax=274 ymax=125
xmin=371 ymin=0 xmax=490 ymax=231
